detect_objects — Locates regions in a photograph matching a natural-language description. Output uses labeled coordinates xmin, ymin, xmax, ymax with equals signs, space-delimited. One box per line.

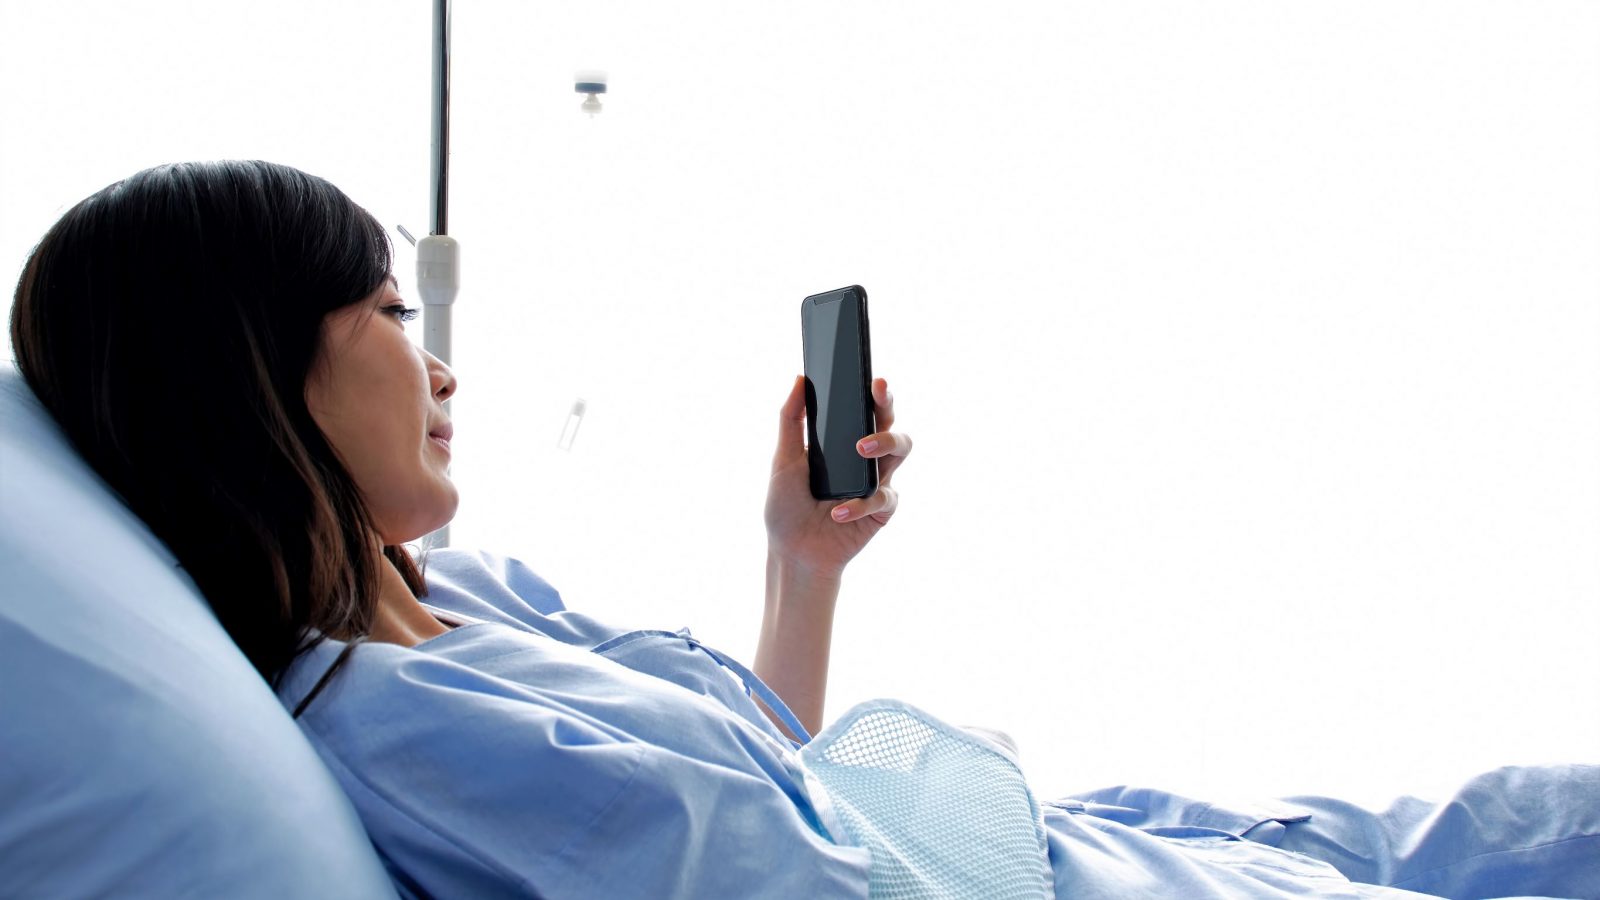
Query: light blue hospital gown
xmin=276 ymin=549 xmax=1600 ymax=899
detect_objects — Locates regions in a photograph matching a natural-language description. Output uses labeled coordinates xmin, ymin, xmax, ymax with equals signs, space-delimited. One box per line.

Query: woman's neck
xmin=366 ymin=552 xmax=453 ymax=647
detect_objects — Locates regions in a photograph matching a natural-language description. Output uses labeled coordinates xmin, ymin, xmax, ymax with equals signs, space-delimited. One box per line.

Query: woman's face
xmin=306 ymin=276 xmax=459 ymax=545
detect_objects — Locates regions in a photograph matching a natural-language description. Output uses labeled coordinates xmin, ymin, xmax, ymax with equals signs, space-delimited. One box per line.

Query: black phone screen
xmin=802 ymin=285 xmax=877 ymax=500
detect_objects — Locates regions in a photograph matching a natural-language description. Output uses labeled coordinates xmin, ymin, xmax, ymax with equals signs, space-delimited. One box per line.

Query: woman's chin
xmin=384 ymin=495 xmax=460 ymax=546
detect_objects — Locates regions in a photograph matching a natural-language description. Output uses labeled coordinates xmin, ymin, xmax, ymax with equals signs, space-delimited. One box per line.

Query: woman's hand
xmin=756 ymin=375 xmax=910 ymax=735
xmin=763 ymin=375 xmax=912 ymax=579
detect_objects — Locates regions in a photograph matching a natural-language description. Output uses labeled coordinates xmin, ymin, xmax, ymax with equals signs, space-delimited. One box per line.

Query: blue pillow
xmin=0 ymin=364 xmax=396 ymax=898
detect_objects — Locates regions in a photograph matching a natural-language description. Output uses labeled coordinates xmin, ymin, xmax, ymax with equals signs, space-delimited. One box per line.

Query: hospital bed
xmin=0 ymin=364 xmax=399 ymax=897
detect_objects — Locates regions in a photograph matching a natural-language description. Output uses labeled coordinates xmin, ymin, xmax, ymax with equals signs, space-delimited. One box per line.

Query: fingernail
xmin=833 ymin=507 xmax=849 ymax=520
xmin=859 ymin=439 xmax=878 ymax=454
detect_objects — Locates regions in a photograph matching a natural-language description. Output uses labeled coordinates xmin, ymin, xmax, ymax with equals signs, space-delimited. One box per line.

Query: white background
xmin=3 ymin=0 xmax=1596 ymax=807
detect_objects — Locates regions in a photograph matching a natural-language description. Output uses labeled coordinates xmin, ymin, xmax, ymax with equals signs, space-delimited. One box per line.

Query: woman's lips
xmin=428 ymin=420 xmax=454 ymax=456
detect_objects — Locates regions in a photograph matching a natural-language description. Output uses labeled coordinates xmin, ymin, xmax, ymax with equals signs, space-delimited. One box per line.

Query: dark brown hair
xmin=9 ymin=160 xmax=427 ymax=715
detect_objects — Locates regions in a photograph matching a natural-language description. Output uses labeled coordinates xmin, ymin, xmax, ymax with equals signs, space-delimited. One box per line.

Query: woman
xmin=11 ymin=158 xmax=906 ymax=895
xmin=12 ymin=161 xmax=1597 ymax=899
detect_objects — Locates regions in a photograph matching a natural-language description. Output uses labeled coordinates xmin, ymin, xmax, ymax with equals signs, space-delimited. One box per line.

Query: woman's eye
xmin=383 ymin=305 xmax=421 ymax=323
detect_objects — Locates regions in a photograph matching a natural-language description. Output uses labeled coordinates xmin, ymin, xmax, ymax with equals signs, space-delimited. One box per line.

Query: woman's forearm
xmin=752 ymin=551 xmax=842 ymax=741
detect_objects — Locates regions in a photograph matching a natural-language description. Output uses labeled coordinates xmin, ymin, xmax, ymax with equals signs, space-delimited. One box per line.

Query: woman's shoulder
xmin=277 ymin=631 xmax=657 ymax=894
xmin=277 ymin=626 xmax=661 ymax=812
xmin=421 ymin=547 xmax=565 ymax=618
xmin=278 ymin=622 xmax=730 ymax=752
xmin=418 ymin=547 xmax=642 ymax=650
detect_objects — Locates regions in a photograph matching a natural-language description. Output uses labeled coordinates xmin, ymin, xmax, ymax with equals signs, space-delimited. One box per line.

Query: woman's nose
xmin=426 ymin=352 xmax=457 ymax=401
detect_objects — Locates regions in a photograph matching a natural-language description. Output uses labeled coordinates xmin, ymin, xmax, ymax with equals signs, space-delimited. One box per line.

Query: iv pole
xmin=419 ymin=0 xmax=458 ymax=549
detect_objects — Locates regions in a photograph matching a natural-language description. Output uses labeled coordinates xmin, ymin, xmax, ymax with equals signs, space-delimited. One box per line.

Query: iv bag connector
xmin=417 ymin=234 xmax=459 ymax=307
xmin=575 ymin=70 xmax=608 ymax=117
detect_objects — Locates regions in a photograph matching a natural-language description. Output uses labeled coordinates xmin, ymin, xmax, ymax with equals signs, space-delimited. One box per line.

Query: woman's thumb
xmin=777 ymin=375 xmax=807 ymax=454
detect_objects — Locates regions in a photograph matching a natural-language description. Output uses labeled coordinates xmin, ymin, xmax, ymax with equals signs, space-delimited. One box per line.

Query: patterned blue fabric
xmin=800 ymin=699 xmax=1054 ymax=898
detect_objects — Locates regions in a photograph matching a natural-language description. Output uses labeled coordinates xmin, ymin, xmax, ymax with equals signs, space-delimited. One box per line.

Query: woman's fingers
xmin=856 ymin=431 xmax=912 ymax=458
xmin=857 ymin=429 xmax=911 ymax=484
xmin=774 ymin=375 xmax=808 ymax=471
xmin=785 ymin=374 xmax=910 ymax=488
xmin=871 ymin=378 xmax=894 ymax=432
xmin=855 ymin=377 xmax=908 ymax=480
xmin=828 ymin=376 xmax=909 ymax=521
xmin=832 ymin=485 xmax=900 ymax=523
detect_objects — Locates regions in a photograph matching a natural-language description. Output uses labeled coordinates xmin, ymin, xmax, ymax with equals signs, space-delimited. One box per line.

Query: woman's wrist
xmin=764 ymin=549 xmax=844 ymax=600
xmin=753 ymin=550 xmax=844 ymax=739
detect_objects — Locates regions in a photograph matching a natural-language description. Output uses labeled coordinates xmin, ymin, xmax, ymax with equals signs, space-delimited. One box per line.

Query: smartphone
xmin=801 ymin=285 xmax=878 ymax=500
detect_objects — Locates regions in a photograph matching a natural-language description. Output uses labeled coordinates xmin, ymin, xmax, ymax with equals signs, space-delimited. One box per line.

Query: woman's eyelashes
xmin=382 ymin=304 xmax=421 ymax=323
